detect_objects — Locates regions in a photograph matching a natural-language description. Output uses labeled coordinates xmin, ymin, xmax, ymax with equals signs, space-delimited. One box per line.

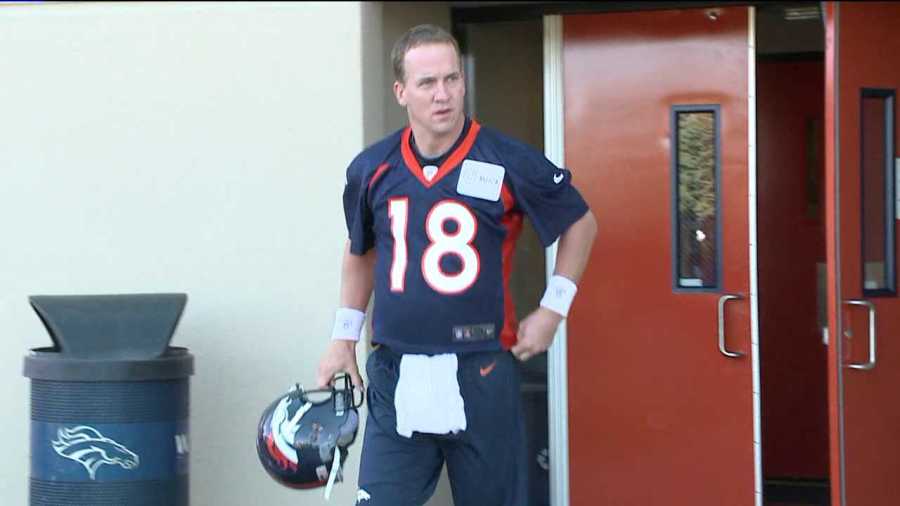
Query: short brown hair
xmin=391 ymin=24 xmax=461 ymax=83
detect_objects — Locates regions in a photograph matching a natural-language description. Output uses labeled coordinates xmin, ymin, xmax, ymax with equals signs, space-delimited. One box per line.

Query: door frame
xmin=747 ymin=8 xmax=763 ymax=505
xmin=542 ymin=8 xmax=762 ymax=506
xmin=824 ymin=5 xmax=845 ymax=504
xmin=542 ymin=15 xmax=570 ymax=506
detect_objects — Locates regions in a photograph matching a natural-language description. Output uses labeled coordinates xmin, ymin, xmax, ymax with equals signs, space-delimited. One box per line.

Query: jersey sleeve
xmin=342 ymin=156 xmax=375 ymax=255
xmin=505 ymin=147 xmax=590 ymax=247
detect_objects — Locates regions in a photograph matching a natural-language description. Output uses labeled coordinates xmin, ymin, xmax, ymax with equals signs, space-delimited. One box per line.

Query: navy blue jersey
xmin=343 ymin=119 xmax=589 ymax=354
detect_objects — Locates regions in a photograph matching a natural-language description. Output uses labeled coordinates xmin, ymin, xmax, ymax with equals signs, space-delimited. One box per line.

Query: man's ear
xmin=393 ymin=81 xmax=406 ymax=107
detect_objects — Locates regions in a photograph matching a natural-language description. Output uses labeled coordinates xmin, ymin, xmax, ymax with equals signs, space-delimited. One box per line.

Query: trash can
xmin=24 ymin=294 xmax=194 ymax=506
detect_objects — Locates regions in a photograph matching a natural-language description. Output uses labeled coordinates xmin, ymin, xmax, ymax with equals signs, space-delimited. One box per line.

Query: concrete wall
xmin=1 ymin=2 xmax=369 ymax=504
xmin=362 ymin=2 xmax=386 ymax=146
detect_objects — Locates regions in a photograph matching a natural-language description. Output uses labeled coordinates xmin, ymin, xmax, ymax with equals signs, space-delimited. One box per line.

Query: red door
xmin=564 ymin=7 xmax=755 ymax=505
xmin=824 ymin=3 xmax=900 ymax=505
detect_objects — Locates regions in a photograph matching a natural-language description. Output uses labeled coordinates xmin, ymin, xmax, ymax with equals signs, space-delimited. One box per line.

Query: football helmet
xmin=256 ymin=374 xmax=362 ymax=497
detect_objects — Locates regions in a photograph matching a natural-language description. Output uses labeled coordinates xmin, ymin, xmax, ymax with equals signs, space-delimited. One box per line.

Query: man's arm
xmin=339 ymin=240 xmax=376 ymax=311
xmin=511 ymin=209 xmax=597 ymax=361
xmin=550 ymin=208 xmax=597 ymax=284
xmin=316 ymin=240 xmax=376 ymax=388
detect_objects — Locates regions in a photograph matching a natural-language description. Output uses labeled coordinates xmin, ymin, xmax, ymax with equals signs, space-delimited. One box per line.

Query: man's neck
xmin=409 ymin=117 xmax=466 ymax=159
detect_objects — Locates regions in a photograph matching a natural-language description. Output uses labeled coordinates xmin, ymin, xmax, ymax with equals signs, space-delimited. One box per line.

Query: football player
xmin=316 ymin=24 xmax=597 ymax=506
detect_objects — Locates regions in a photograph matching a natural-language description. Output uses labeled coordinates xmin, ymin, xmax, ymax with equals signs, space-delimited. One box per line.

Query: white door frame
xmin=541 ymin=14 xmax=570 ymax=506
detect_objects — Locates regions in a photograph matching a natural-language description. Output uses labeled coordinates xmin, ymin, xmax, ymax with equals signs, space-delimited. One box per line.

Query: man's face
xmin=394 ymin=42 xmax=465 ymax=140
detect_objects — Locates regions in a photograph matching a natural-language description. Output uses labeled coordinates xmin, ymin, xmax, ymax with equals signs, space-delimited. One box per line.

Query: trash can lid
xmin=29 ymin=293 xmax=187 ymax=360
xmin=24 ymin=346 xmax=194 ymax=381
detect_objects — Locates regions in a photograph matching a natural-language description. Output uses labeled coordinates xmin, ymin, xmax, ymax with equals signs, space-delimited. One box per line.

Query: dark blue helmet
xmin=256 ymin=374 xmax=362 ymax=494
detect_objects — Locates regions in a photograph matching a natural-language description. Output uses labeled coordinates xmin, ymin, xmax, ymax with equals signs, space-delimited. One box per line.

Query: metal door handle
xmin=844 ymin=299 xmax=876 ymax=370
xmin=718 ymin=294 xmax=745 ymax=358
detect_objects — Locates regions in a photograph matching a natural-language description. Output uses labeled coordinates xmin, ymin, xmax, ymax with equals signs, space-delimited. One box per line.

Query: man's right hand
xmin=316 ymin=339 xmax=364 ymax=391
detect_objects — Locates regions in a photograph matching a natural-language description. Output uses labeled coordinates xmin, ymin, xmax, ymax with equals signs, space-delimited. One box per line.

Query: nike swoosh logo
xmin=480 ymin=361 xmax=497 ymax=377
xmin=553 ymin=173 xmax=564 ymax=184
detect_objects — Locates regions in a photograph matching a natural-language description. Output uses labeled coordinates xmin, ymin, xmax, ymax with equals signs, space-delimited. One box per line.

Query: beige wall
xmin=362 ymin=2 xmax=386 ymax=146
xmin=0 ymin=3 xmax=536 ymax=505
xmin=1 ymin=2 xmax=369 ymax=504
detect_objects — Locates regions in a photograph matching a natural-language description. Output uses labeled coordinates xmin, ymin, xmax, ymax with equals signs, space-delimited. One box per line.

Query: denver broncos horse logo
xmin=265 ymin=395 xmax=313 ymax=472
xmin=51 ymin=425 xmax=140 ymax=480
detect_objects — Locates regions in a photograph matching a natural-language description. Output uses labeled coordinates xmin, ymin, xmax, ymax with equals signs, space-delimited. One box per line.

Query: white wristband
xmin=540 ymin=275 xmax=578 ymax=318
xmin=331 ymin=308 xmax=365 ymax=341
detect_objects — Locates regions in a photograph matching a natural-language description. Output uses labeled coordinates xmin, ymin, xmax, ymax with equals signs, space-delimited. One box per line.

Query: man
xmin=316 ymin=24 xmax=596 ymax=505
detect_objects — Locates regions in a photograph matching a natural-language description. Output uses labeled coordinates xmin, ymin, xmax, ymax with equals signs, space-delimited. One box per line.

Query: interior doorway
xmin=756 ymin=3 xmax=829 ymax=505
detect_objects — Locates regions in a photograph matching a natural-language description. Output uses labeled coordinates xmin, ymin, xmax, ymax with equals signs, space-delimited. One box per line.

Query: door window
xmin=673 ymin=105 xmax=721 ymax=290
xmin=860 ymin=89 xmax=896 ymax=295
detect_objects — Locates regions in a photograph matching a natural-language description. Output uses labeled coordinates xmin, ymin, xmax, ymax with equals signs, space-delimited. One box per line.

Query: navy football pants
xmin=356 ymin=345 xmax=528 ymax=506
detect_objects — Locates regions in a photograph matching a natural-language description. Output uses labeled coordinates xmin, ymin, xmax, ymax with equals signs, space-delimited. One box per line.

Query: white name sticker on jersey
xmin=457 ymin=159 xmax=504 ymax=201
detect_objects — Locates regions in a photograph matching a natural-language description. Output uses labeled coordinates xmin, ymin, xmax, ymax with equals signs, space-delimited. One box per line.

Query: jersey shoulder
xmin=347 ymin=127 xmax=405 ymax=180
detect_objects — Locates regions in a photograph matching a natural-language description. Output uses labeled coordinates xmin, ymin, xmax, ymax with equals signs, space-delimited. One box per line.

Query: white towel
xmin=394 ymin=353 xmax=467 ymax=438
